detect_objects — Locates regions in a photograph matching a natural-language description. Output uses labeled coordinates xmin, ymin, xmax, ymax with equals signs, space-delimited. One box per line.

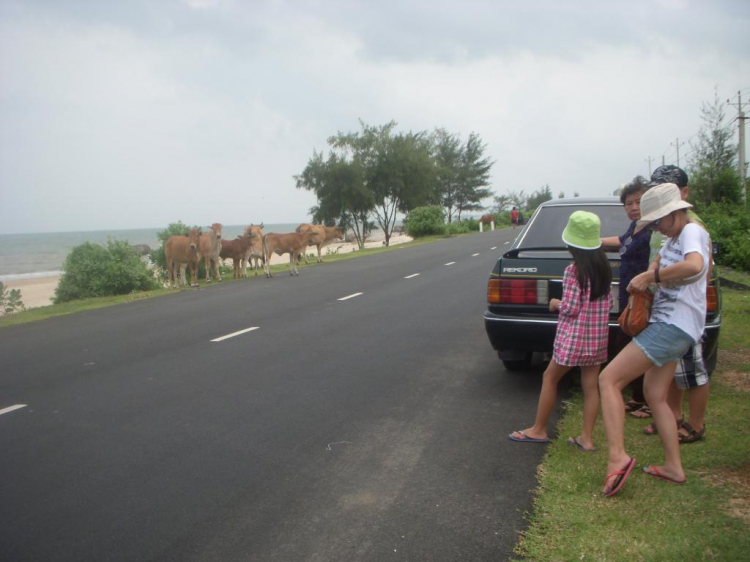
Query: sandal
xmin=629 ymin=405 xmax=652 ymax=419
xmin=643 ymin=417 xmax=683 ymax=436
xmin=624 ymin=400 xmax=645 ymax=413
xmin=678 ymin=422 xmax=706 ymax=444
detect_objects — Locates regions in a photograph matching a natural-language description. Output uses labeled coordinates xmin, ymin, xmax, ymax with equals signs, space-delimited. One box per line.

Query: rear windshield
xmin=518 ymin=203 xmax=630 ymax=248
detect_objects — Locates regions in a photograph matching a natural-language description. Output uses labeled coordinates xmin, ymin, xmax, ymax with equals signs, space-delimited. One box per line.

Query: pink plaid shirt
xmin=553 ymin=264 xmax=613 ymax=367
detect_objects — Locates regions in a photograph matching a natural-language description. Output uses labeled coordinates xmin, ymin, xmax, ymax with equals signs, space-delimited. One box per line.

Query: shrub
xmin=404 ymin=206 xmax=446 ymax=237
xmin=446 ymin=218 xmax=480 ymax=235
xmin=0 ymin=282 xmax=25 ymax=315
xmin=698 ymin=202 xmax=750 ymax=272
xmin=54 ymin=239 xmax=160 ymax=304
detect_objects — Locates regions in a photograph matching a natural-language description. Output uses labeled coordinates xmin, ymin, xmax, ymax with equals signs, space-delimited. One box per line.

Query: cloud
xmin=0 ymin=0 xmax=748 ymax=233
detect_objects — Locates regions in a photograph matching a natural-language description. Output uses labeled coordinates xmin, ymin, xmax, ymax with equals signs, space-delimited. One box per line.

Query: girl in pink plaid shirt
xmin=510 ymin=211 xmax=613 ymax=451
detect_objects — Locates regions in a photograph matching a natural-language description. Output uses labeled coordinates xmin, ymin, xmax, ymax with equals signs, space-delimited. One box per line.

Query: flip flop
xmin=566 ymin=436 xmax=597 ymax=452
xmin=508 ymin=431 xmax=551 ymax=444
xmin=643 ymin=465 xmax=687 ymax=485
xmin=602 ymin=457 xmax=636 ymax=497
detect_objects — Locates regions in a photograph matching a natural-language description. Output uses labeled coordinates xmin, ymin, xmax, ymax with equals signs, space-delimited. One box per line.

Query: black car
xmin=484 ymin=197 xmax=721 ymax=371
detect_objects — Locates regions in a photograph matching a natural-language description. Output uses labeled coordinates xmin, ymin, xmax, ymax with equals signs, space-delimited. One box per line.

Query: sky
xmin=1 ymin=0 xmax=748 ymax=235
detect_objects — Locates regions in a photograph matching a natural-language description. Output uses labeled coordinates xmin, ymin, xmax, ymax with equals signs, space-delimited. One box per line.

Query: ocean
xmin=0 ymin=223 xmax=301 ymax=281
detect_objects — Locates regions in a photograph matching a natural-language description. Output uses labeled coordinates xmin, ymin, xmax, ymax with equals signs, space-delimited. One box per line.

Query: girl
xmin=598 ymin=183 xmax=710 ymax=497
xmin=509 ymin=211 xmax=613 ymax=451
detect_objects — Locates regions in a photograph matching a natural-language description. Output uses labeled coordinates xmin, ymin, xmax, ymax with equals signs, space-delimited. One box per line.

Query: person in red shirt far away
xmin=510 ymin=207 xmax=519 ymax=228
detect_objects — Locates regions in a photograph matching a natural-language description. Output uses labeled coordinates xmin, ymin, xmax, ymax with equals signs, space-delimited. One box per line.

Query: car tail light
xmin=487 ymin=279 xmax=548 ymax=305
xmin=706 ymin=285 xmax=718 ymax=312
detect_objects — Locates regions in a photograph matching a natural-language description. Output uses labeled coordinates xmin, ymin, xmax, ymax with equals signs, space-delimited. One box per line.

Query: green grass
xmin=516 ymin=266 xmax=750 ymax=561
xmin=0 ymin=235 xmax=448 ymax=329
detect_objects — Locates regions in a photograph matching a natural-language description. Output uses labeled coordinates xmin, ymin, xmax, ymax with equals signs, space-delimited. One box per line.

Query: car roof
xmin=539 ymin=196 xmax=620 ymax=206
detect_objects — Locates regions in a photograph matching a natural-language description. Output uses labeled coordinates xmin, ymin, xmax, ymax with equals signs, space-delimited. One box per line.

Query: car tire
xmin=502 ymin=354 xmax=532 ymax=371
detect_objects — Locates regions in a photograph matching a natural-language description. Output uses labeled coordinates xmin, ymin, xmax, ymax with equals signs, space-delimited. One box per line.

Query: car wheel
xmin=502 ymin=354 xmax=532 ymax=371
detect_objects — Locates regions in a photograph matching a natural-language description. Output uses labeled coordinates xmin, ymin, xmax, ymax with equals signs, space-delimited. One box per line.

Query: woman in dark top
xmin=602 ymin=179 xmax=651 ymax=415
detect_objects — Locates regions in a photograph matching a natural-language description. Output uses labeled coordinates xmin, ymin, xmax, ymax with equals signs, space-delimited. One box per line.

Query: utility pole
xmin=728 ymin=90 xmax=748 ymax=204
xmin=671 ymin=138 xmax=685 ymax=167
xmin=645 ymin=156 xmax=653 ymax=177
xmin=662 ymin=155 xmax=665 ymax=166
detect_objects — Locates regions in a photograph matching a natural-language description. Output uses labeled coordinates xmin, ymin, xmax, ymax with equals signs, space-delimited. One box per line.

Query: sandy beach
xmin=4 ymin=233 xmax=412 ymax=311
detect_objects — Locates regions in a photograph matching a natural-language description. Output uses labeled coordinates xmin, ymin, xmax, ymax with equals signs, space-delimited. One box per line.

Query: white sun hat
xmin=635 ymin=183 xmax=692 ymax=233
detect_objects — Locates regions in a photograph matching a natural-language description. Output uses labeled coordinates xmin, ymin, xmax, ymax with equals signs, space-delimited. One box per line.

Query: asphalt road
xmin=0 ymin=229 xmax=561 ymax=562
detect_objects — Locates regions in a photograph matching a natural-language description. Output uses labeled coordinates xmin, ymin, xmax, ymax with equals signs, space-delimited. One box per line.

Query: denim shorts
xmin=633 ymin=322 xmax=695 ymax=367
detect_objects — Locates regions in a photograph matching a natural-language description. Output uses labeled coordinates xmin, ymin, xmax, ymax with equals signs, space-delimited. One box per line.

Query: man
xmin=510 ymin=207 xmax=519 ymax=229
xmin=643 ymin=164 xmax=712 ymax=443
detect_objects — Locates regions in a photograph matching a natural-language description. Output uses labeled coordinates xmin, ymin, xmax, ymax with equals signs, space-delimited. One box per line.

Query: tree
xmin=296 ymin=149 xmax=374 ymax=249
xmin=492 ymin=193 xmax=512 ymax=213
xmin=688 ymin=89 xmax=741 ymax=205
xmin=432 ymin=128 xmax=463 ymax=223
xmin=527 ymin=184 xmax=553 ymax=210
xmin=558 ymin=191 xmax=565 ymax=198
xmin=454 ymin=133 xmax=493 ymax=221
xmin=508 ymin=190 xmax=528 ymax=210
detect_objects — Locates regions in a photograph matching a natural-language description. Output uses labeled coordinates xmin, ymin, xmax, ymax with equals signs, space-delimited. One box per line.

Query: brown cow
xmin=241 ymin=223 xmax=264 ymax=276
xmin=165 ymin=228 xmax=201 ymax=288
xmin=295 ymin=224 xmax=345 ymax=264
xmin=262 ymin=230 xmax=317 ymax=277
xmin=196 ymin=222 xmax=223 ymax=282
xmin=219 ymin=233 xmax=254 ymax=279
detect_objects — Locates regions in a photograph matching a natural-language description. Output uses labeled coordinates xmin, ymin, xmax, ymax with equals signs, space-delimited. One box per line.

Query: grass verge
xmin=515 ymin=267 xmax=750 ymax=561
xmin=0 ymin=235 xmax=446 ymax=329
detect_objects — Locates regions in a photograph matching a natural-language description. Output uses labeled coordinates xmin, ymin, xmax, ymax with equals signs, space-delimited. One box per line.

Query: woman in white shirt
xmin=598 ymin=183 xmax=710 ymax=497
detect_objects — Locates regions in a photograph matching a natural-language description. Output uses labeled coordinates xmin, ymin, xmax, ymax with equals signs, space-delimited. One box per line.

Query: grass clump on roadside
xmin=516 ymin=266 xmax=750 ymax=561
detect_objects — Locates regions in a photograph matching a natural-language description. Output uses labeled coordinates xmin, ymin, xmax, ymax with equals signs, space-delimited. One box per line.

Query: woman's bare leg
xmin=644 ymin=361 xmax=686 ymax=481
xmin=599 ymin=342 xmax=654 ymax=489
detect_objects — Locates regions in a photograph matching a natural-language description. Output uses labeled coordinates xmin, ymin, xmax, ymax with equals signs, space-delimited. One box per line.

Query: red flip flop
xmin=602 ymin=457 xmax=636 ymax=497
xmin=643 ymin=465 xmax=687 ymax=485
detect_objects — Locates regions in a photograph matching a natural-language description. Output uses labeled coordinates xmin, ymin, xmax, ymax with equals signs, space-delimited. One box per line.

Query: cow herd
xmin=164 ymin=223 xmax=345 ymax=287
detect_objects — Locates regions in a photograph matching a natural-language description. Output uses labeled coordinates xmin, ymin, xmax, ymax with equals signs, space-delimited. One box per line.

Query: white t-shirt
xmin=650 ymin=222 xmax=710 ymax=342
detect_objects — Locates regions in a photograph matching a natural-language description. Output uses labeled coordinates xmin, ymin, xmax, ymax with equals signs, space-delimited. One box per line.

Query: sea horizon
xmin=0 ymin=222 xmax=397 ymax=280
xmin=0 ymin=223 xmax=302 ymax=280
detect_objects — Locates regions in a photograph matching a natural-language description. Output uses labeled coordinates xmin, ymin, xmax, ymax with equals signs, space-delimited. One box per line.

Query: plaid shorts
xmin=674 ymin=338 xmax=709 ymax=390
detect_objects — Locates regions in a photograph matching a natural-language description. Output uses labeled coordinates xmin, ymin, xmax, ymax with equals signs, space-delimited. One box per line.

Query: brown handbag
xmin=618 ymin=291 xmax=654 ymax=337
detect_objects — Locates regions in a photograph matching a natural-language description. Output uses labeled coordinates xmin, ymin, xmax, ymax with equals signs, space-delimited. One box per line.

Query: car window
xmin=518 ymin=204 xmax=630 ymax=248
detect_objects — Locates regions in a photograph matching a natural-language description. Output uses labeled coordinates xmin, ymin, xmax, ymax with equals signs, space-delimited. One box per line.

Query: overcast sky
xmin=1 ymin=0 xmax=748 ymax=234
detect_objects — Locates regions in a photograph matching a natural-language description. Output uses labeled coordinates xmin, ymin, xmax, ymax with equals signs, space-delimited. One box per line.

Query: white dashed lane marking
xmin=338 ymin=292 xmax=363 ymax=301
xmin=404 ymin=273 xmax=420 ymax=279
xmin=491 ymin=247 xmax=497 ymax=250
xmin=211 ymin=327 xmax=260 ymax=342
xmin=472 ymin=253 xmax=480 ymax=257
xmin=444 ymin=262 xmax=456 ymax=266
xmin=0 ymin=404 xmax=27 ymax=416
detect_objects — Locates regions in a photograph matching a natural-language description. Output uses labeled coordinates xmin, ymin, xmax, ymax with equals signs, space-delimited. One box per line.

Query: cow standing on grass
xmin=241 ymin=223 xmax=264 ymax=276
xmin=295 ymin=224 xmax=345 ymax=264
xmin=165 ymin=228 xmax=201 ymax=288
xmin=262 ymin=230 xmax=317 ymax=277
xmin=197 ymin=223 xmax=223 ymax=283
xmin=220 ymin=232 xmax=255 ymax=279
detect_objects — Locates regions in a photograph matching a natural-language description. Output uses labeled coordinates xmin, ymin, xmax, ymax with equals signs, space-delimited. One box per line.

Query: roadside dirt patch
xmin=704 ymin=464 xmax=750 ymax=525
xmin=716 ymin=349 xmax=750 ymax=392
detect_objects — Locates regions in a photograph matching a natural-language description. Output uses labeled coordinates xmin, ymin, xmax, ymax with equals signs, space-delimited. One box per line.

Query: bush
xmin=404 ymin=206 xmax=446 ymax=237
xmin=0 ymin=282 xmax=25 ymax=315
xmin=698 ymin=202 xmax=750 ymax=272
xmin=446 ymin=218 xmax=480 ymax=235
xmin=54 ymin=239 xmax=160 ymax=304
xmin=150 ymin=221 xmax=192 ymax=281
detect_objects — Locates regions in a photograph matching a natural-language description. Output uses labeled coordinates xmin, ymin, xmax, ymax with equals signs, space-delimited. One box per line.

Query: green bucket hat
xmin=562 ymin=211 xmax=602 ymax=249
